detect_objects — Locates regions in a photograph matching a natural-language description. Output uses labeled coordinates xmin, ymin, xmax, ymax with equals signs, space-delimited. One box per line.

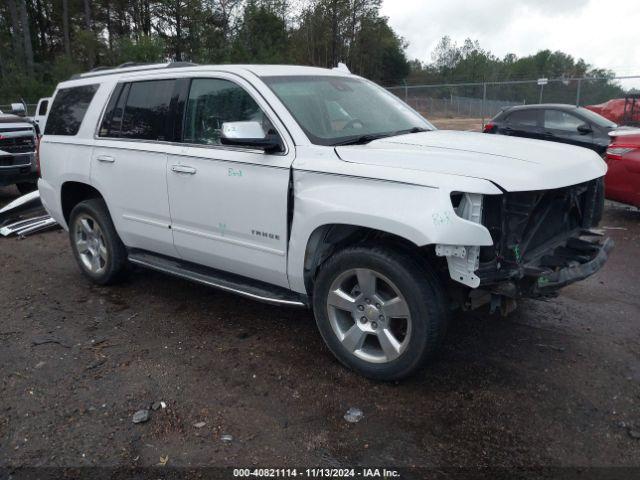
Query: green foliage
xmin=113 ymin=36 xmax=167 ymax=64
xmin=232 ymin=1 xmax=289 ymax=63
xmin=409 ymin=36 xmax=625 ymax=105
xmin=0 ymin=1 xmax=626 ymax=107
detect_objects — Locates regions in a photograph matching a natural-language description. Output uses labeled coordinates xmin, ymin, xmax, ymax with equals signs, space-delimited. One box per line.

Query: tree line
xmin=406 ymin=36 xmax=627 ymax=106
xmin=0 ymin=0 xmax=409 ymax=104
xmin=0 ymin=1 xmax=629 ymax=106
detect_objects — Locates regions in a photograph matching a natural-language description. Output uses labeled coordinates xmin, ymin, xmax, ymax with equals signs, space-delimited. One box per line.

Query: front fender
xmin=286 ymin=171 xmax=498 ymax=293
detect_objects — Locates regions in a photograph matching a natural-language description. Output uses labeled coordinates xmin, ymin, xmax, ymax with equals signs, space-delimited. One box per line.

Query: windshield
xmin=579 ymin=108 xmax=617 ymax=129
xmin=262 ymin=75 xmax=433 ymax=146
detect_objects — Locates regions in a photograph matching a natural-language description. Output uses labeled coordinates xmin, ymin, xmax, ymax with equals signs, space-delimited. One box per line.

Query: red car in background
xmin=605 ymin=130 xmax=640 ymax=207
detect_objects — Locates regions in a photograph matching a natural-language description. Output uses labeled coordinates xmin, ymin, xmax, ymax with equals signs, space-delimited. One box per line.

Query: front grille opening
xmin=480 ymin=179 xmax=603 ymax=271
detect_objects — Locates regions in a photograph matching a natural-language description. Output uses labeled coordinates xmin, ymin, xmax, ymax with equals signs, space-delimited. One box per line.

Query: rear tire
xmin=68 ymin=198 xmax=128 ymax=285
xmin=312 ymin=245 xmax=448 ymax=381
xmin=16 ymin=181 xmax=37 ymax=195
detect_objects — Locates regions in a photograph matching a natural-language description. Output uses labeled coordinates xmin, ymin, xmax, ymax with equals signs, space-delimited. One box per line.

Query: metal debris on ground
xmin=220 ymin=434 xmax=233 ymax=442
xmin=344 ymin=407 xmax=364 ymax=423
xmin=132 ymin=409 xmax=150 ymax=424
xmin=0 ymin=191 xmax=59 ymax=237
xmin=151 ymin=401 xmax=166 ymax=411
xmin=193 ymin=421 xmax=206 ymax=428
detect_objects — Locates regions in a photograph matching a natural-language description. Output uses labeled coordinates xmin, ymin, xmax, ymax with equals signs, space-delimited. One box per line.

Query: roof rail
xmin=69 ymin=61 xmax=198 ymax=81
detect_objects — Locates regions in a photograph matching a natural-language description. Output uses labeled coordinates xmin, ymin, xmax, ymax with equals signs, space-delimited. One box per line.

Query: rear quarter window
xmin=44 ymin=84 xmax=99 ymax=136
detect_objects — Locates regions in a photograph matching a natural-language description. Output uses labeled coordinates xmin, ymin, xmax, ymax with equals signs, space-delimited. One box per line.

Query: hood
xmin=335 ymin=130 xmax=607 ymax=192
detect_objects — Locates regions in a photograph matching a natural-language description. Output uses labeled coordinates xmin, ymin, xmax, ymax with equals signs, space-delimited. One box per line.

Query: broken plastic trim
xmin=435 ymin=193 xmax=483 ymax=288
xmin=0 ymin=190 xmax=43 ymax=226
xmin=534 ymin=237 xmax=614 ymax=294
xmin=0 ymin=215 xmax=58 ymax=237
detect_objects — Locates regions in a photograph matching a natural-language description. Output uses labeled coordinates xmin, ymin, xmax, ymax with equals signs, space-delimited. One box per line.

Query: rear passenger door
xmin=91 ymin=78 xmax=179 ymax=257
xmin=499 ymin=109 xmax=543 ymax=140
xmin=166 ymin=75 xmax=294 ymax=288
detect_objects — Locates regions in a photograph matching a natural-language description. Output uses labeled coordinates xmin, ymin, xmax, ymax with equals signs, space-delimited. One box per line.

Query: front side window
xmin=44 ymin=84 xmax=99 ymax=136
xmin=262 ymin=75 xmax=432 ymax=146
xmin=544 ymin=110 xmax=585 ymax=131
xmin=120 ymin=79 xmax=175 ymax=141
xmin=183 ymin=78 xmax=273 ymax=145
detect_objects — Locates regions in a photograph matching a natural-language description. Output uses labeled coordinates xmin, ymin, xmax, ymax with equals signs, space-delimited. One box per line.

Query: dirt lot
xmin=1 ymin=182 xmax=640 ymax=475
xmin=429 ymin=117 xmax=483 ymax=132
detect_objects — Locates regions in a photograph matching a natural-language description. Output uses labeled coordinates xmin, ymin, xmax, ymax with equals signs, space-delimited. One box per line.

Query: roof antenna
xmin=333 ymin=62 xmax=351 ymax=74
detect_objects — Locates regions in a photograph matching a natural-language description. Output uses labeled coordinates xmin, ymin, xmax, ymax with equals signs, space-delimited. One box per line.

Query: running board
xmin=127 ymin=250 xmax=308 ymax=308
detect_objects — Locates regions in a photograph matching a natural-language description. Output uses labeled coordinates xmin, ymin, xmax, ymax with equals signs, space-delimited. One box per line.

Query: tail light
xmin=35 ymin=135 xmax=41 ymax=177
xmin=483 ymin=122 xmax=496 ymax=133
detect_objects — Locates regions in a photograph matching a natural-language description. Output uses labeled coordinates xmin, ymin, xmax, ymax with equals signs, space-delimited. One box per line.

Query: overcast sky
xmin=381 ymin=0 xmax=640 ymax=84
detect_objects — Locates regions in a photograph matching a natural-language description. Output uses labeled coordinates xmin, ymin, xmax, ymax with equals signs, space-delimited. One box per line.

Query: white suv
xmin=38 ymin=62 xmax=612 ymax=380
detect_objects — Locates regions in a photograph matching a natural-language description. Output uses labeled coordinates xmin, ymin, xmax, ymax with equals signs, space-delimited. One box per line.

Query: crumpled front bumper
xmin=480 ymin=231 xmax=613 ymax=299
xmin=532 ymin=236 xmax=613 ymax=295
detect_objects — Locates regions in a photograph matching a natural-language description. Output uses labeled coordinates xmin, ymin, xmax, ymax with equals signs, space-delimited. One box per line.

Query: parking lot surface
xmin=1 ymin=185 xmax=639 ymax=471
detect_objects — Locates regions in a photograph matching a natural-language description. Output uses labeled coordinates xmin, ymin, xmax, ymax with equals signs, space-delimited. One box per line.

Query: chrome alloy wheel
xmin=326 ymin=268 xmax=412 ymax=364
xmin=73 ymin=214 xmax=108 ymax=275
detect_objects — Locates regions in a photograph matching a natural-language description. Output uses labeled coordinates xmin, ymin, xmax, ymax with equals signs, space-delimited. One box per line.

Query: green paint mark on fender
xmin=228 ymin=168 xmax=243 ymax=177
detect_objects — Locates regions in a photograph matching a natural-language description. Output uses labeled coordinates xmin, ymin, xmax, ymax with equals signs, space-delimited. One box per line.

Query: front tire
xmin=312 ymin=245 xmax=448 ymax=381
xmin=68 ymin=198 xmax=128 ymax=285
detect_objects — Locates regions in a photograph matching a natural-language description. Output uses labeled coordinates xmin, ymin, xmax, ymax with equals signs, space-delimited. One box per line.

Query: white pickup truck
xmin=38 ymin=63 xmax=611 ymax=380
xmin=0 ymin=104 xmax=38 ymax=194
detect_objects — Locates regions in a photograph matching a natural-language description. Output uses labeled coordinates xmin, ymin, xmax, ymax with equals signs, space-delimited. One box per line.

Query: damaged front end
xmin=479 ymin=177 xmax=611 ymax=298
xmin=438 ymin=177 xmax=612 ymax=312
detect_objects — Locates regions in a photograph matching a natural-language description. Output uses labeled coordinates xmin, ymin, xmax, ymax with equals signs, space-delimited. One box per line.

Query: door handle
xmin=171 ymin=165 xmax=197 ymax=175
xmin=96 ymin=155 xmax=115 ymax=163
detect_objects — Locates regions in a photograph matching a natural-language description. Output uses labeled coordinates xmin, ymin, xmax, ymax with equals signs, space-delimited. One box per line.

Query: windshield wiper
xmin=392 ymin=126 xmax=430 ymax=136
xmin=332 ymin=133 xmax=393 ymax=146
xmin=333 ymin=127 xmax=430 ymax=146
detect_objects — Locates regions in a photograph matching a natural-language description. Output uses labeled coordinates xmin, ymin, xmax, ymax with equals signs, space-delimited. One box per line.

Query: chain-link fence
xmin=387 ymin=75 xmax=640 ymax=131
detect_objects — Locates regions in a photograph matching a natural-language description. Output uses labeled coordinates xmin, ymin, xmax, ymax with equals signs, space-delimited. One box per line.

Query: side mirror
xmin=11 ymin=103 xmax=26 ymax=116
xmin=220 ymin=121 xmax=283 ymax=153
xmin=577 ymin=123 xmax=592 ymax=135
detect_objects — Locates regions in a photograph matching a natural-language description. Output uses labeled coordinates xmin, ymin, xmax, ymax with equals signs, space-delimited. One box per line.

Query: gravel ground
xmin=0 ymin=184 xmax=639 ymax=474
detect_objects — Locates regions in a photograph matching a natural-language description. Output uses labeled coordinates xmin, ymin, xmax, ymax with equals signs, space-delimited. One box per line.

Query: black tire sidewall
xmin=313 ymin=246 xmax=447 ymax=381
xmin=68 ymin=199 xmax=126 ymax=285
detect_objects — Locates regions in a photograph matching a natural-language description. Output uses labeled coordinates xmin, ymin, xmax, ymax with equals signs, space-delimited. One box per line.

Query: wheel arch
xmin=60 ymin=181 xmax=105 ymax=225
xmin=299 ymin=223 xmax=436 ymax=297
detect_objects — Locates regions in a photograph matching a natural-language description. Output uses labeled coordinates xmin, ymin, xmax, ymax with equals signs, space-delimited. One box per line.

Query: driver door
xmin=166 ymin=75 xmax=295 ymax=288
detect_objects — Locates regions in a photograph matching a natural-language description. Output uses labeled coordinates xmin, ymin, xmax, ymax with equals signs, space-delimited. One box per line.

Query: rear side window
xmin=44 ymin=84 xmax=99 ymax=135
xmin=38 ymin=100 xmax=48 ymax=116
xmin=120 ymin=80 xmax=175 ymax=141
xmin=506 ymin=109 xmax=539 ymax=127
